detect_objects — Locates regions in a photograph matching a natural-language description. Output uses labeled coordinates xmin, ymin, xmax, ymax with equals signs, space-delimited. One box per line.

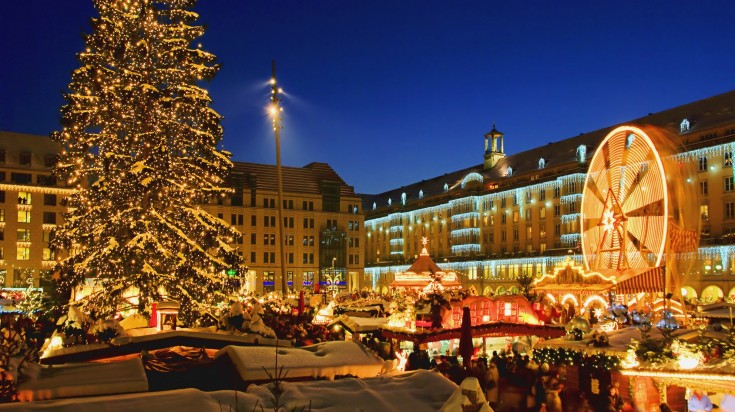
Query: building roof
xmin=362 ymin=89 xmax=735 ymax=213
xmin=231 ymin=161 xmax=358 ymax=197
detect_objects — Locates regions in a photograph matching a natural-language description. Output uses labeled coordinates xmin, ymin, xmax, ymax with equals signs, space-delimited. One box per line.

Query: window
xmin=19 ymin=152 xmax=31 ymax=166
xmin=700 ymin=204 xmax=709 ymax=221
xmin=700 ymin=181 xmax=708 ymax=196
xmin=0 ymin=230 xmax=4 ymax=241
xmin=263 ymin=234 xmax=269 ymax=245
xmin=42 ymin=212 xmax=56 ymax=224
xmin=568 ymin=201 xmax=577 ymax=213
xmin=698 ymin=156 xmax=708 ymax=172
xmin=0 ymin=210 xmax=5 ymax=222
xmin=217 ymin=213 xmax=223 ymax=220
xmin=539 ymin=226 xmax=546 ymax=239
xmin=250 ymin=252 xmax=256 ymax=264
xmin=513 ymin=227 xmax=519 ymax=241
xmin=238 ymin=215 xmax=243 ymax=225
xmin=501 ymin=214 xmax=506 ymax=225
xmin=0 ymin=191 xmax=4 ymax=203
xmin=231 ymin=214 xmax=237 ymax=225
xmin=37 ymin=175 xmax=55 ymax=186
xmin=513 ymin=211 xmax=519 ymax=223
xmin=11 ymin=173 xmax=32 ymax=185
xmin=725 ymin=176 xmax=734 ymax=192
xmin=554 ymin=187 xmax=560 ymax=198
xmin=726 ymin=202 xmax=735 ymax=219
xmin=251 ymin=215 xmax=257 ymax=226
xmin=500 ymin=198 xmax=506 ymax=208
xmin=525 ymin=209 xmax=532 ymax=221
xmin=501 ymin=231 xmax=507 ymax=242
xmin=554 ymin=205 xmax=561 ymax=216
xmin=526 ymin=226 xmax=532 ymax=239
xmin=287 ymin=253 xmax=294 ymax=264
xmin=725 ymin=152 xmax=733 ymax=167
xmin=251 ymin=233 xmax=256 ymax=245
xmin=16 ymin=247 xmax=30 ymax=261
xmin=539 ymin=207 xmax=546 ymax=219
xmin=17 ymin=211 xmax=31 ymax=223
xmin=513 ymin=195 xmax=519 ymax=206
xmin=44 ymin=154 xmax=56 ymax=168
xmin=43 ymin=194 xmax=56 ymax=206
xmin=539 ymin=190 xmax=546 ymax=201
xmin=18 ymin=192 xmax=31 ymax=205
xmin=554 ymin=223 xmax=561 ymax=237
xmin=16 ymin=229 xmax=30 ymax=242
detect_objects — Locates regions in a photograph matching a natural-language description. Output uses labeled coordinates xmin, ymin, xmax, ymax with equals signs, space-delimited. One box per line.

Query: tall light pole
xmin=270 ymin=60 xmax=288 ymax=293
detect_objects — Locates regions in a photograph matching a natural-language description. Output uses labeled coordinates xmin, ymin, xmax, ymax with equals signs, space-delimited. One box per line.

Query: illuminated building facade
xmin=213 ymin=162 xmax=364 ymax=293
xmin=363 ymin=90 xmax=735 ymax=304
xmin=0 ymin=131 xmax=364 ymax=294
xmin=0 ymin=132 xmax=71 ymax=289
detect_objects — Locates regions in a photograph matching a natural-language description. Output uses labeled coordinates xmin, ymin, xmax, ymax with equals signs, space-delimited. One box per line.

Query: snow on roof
xmin=328 ymin=315 xmax=388 ymax=333
xmin=246 ymin=370 xmax=458 ymax=411
xmin=0 ymin=371 xmax=459 ymax=412
xmin=41 ymin=328 xmax=284 ymax=364
xmin=0 ymin=388 xmax=252 ymax=412
xmin=16 ymin=357 xmax=148 ymax=402
xmin=214 ymin=341 xmax=385 ymax=381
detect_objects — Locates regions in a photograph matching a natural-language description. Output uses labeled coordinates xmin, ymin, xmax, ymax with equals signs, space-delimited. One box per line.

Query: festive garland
xmin=532 ymin=347 xmax=621 ymax=370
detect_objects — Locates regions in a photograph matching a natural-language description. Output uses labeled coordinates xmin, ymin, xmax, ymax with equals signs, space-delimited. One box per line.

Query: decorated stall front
xmin=534 ymin=324 xmax=735 ymax=412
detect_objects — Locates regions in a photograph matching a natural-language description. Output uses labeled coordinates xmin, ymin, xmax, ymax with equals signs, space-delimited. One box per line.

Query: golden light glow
xmin=560 ymin=293 xmax=579 ymax=307
xmin=600 ymin=207 xmax=616 ymax=233
xmin=620 ymin=369 xmax=735 ymax=382
xmin=582 ymin=295 xmax=608 ymax=313
xmin=581 ymin=126 xmax=669 ymax=271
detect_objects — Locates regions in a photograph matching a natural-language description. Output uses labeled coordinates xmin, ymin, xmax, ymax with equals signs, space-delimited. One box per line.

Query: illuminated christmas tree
xmin=51 ymin=0 xmax=242 ymax=325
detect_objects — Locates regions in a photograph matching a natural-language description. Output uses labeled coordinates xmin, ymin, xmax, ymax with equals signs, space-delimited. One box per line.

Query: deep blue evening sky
xmin=2 ymin=1 xmax=734 ymax=194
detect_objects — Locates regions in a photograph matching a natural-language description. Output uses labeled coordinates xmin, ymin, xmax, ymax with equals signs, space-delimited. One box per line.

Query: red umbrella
xmin=459 ymin=306 xmax=474 ymax=368
xmin=298 ymin=290 xmax=305 ymax=315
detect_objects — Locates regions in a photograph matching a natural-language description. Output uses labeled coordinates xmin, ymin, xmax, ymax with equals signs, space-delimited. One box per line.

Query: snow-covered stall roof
xmin=0 ymin=371 xmax=459 ymax=412
xmin=534 ymin=325 xmax=726 ymax=357
xmin=214 ymin=341 xmax=385 ymax=382
xmin=16 ymin=357 xmax=148 ymax=402
xmin=328 ymin=315 xmax=388 ymax=334
xmin=41 ymin=328 xmax=284 ymax=364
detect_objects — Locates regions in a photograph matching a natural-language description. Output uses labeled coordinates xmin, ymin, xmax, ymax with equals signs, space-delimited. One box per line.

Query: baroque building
xmin=0 ymin=131 xmax=364 ymax=294
xmin=362 ymin=90 xmax=735 ymax=306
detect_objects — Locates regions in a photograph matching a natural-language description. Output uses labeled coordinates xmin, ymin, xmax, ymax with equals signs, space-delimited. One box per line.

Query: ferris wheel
xmin=581 ymin=126 xmax=669 ymax=272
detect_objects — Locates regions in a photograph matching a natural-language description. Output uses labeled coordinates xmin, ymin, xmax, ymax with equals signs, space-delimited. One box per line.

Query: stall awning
xmin=534 ymin=283 xmax=612 ymax=294
xmin=614 ymin=266 xmax=664 ymax=295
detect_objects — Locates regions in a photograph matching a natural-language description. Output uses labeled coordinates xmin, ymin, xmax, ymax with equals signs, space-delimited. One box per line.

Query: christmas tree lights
xmin=50 ymin=0 xmax=242 ymax=325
